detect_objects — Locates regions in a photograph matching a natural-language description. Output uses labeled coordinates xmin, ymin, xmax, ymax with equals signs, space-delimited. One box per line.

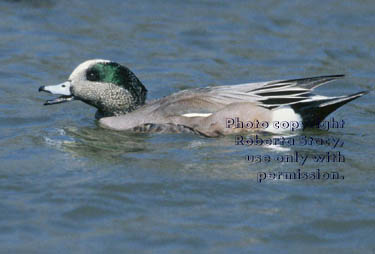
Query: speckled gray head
xmin=39 ymin=59 xmax=147 ymax=118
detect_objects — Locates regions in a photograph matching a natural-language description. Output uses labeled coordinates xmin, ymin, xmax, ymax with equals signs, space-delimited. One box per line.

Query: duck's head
xmin=39 ymin=59 xmax=147 ymax=118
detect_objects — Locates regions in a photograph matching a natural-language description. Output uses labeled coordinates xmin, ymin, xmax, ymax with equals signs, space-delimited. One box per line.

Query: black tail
xmin=270 ymin=74 xmax=345 ymax=90
xmin=290 ymin=91 xmax=369 ymax=127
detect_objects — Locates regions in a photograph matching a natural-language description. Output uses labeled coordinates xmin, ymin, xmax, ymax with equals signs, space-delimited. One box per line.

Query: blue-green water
xmin=0 ymin=0 xmax=374 ymax=253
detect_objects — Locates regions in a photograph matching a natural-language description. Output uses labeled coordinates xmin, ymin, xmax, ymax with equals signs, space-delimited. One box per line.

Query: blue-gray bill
xmin=39 ymin=81 xmax=75 ymax=105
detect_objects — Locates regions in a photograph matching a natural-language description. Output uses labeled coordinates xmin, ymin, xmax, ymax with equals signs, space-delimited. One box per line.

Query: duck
xmin=39 ymin=59 xmax=368 ymax=137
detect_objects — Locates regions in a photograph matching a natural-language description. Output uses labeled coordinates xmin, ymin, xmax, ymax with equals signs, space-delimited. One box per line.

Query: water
xmin=0 ymin=0 xmax=374 ymax=253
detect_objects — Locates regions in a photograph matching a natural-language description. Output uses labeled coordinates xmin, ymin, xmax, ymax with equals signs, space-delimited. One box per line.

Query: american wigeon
xmin=39 ymin=59 xmax=368 ymax=137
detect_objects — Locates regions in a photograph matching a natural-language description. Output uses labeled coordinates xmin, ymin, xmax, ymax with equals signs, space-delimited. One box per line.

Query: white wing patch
xmin=182 ymin=113 xmax=213 ymax=118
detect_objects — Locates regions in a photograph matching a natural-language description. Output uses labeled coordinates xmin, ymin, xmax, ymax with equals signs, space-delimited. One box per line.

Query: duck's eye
xmin=86 ymin=69 xmax=100 ymax=81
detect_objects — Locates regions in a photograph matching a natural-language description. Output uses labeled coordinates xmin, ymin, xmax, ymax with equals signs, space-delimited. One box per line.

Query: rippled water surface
xmin=0 ymin=0 xmax=374 ymax=253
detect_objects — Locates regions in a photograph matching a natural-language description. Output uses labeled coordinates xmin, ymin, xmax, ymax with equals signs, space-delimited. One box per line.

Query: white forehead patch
xmin=182 ymin=113 xmax=212 ymax=118
xmin=69 ymin=59 xmax=111 ymax=81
